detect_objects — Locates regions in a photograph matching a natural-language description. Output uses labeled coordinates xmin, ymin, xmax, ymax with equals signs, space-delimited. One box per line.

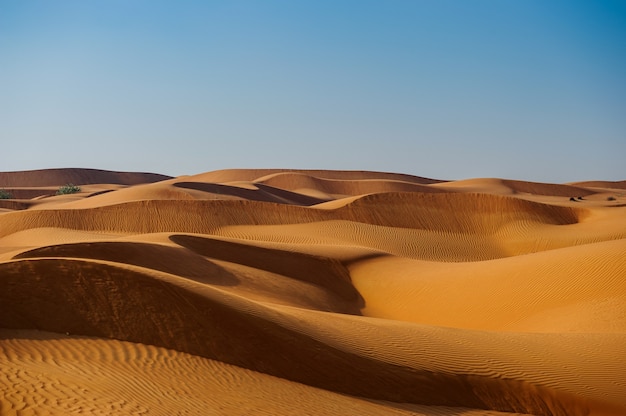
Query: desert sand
xmin=0 ymin=167 xmax=625 ymax=415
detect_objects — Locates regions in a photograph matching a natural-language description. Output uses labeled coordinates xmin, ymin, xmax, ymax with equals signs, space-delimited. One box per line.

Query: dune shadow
xmin=14 ymin=241 xmax=239 ymax=287
xmin=170 ymin=234 xmax=364 ymax=308
xmin=0 ymin=257 xmax=591 ymax=415
xmin=174 ymin=181 xmax=327 ymax=206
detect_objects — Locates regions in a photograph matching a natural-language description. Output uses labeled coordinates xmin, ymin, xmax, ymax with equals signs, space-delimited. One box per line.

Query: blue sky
xmin=1 ymin=0 xmax=624 ymax=182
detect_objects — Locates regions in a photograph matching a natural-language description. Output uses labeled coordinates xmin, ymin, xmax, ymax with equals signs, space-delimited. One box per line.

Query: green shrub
xmin=56 ymin=184 xmax=81 ymax=195
xmin=0 ymin=189 xmax=12 ymax=199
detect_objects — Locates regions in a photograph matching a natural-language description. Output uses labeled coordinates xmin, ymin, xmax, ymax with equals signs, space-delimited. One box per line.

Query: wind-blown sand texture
xmin=1 ymin=168 xmax=625 ymax=415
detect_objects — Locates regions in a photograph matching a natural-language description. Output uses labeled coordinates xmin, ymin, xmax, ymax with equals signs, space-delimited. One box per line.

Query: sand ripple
xmin=1 ymin=168 xmax=624 ymax=415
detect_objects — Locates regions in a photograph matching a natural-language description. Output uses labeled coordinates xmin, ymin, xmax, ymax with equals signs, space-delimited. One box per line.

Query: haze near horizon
xmin=1 ymin=0 xmax=624 ymax=182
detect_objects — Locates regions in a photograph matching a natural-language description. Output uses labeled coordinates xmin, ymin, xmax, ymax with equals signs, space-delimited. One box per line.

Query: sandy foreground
xmin=0 ymin=168 xmax=624 ymax=416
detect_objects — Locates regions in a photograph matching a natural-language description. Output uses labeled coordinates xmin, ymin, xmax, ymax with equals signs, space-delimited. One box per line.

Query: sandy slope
xmin=0 ymin=329 xmax=530 ymax=416
xmin=1 ymin=168 xmax=625 ymax=415
xmin=0 ymin=168 xmax=171 ymax=187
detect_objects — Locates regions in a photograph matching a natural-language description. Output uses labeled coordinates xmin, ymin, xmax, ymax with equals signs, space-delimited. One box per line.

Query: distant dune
xmin=568 ymin=180 xmax=626 ymax=190
xmin=1 ymin=168 xmax=625 ymax=415
xmin=0 ymin=168 xmax=173 ymax=211
xmin=0 ymin=167 xmax=172 ymax=187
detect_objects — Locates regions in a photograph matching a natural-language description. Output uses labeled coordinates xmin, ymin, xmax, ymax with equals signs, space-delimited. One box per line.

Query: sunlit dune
xmin=1 ymin=168 xmax=625 ymax=415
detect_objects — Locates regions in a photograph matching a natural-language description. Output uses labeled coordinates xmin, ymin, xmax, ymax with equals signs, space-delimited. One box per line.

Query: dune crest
xmin=0 ymin=167 xmax=171 ymax=187
xmin=1 ymin=168 xmax=625 ymax=415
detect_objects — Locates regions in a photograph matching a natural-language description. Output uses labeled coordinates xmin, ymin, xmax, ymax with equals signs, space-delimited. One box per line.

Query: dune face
xmin=0 ymin=168 xmax=172 ymax=187
xmin=1 ymin=168 xmax=625 ymax=415
xmin=0 ymin=168 xmax=173 ymax=212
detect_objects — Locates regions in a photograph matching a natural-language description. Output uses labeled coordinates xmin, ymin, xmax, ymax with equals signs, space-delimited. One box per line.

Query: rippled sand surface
xmin=1 ymin=168 xmax=625 ymax=415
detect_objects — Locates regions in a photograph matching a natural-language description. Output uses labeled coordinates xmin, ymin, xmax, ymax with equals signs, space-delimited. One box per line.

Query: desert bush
xmin=607 ymin=196 xmax=617 ymax=201
xmin=0 ymin=189 xmax=12 ymax=199
xmin=56 ymin=184 xmax=81 ymax=195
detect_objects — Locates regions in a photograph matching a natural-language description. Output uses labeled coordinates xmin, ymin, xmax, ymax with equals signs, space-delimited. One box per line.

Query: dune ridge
xmin=1 ymin=168 xmax=625 ymax=415
xmin=569 ymin=180 xmax=626 ymax=190
xmin=186 ymin=168 xmax=445 ymax=184
xmin=0 ymin=168 xmax=171 ymax=187
xmin=254 ymin=171 xmax=446 ymax=197
xmin=0 ymin=192 xmax=587 ymax=237
xmin=1 ymin=258 xmax=618 ymax=415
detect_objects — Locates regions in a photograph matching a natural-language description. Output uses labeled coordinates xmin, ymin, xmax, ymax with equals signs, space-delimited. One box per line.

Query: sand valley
xmin=1 ymin=168 xmax=625 ymax=415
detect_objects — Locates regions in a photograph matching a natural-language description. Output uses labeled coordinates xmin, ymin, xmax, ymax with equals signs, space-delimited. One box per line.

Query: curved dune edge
xmin=433 ymin=177 xmax=600 ymax=196
xmin=173 ymin=180 xmax=330 ymax=205
xmin=1 ymin=258 xmax=623 ymax=415
xmin=1 ymin=191 xmax=614 ymax=265
xmin=13 ymin=238 xmax=363 ymax=314
xmin=253 ymin=171 xmax=447 ymax=197
xmin=0 ymin=167 xmax=171 ymax=187
xmin=350 ymin=238 xmax=626 ymax=332
xmin=0 ymin=192 xmax=588 ymax=238
xmin=2 ymin=168 xmax=626 ymax=415
xmin=185 ymin=168 xmax=445 ymax=184
xmin=0 ymin=330 xmax=532 ymax=416
xmin=569 ymin=180 xmax=626 ymax=190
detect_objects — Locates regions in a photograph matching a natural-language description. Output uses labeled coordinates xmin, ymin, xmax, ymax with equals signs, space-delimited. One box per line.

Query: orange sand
xmin=1 ymin=168 xmax=625 ymax=415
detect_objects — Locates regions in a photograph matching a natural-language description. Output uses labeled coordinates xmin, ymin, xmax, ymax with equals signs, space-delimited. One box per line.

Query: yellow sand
xmin=1 ymin=168 xmax=625 ymax=415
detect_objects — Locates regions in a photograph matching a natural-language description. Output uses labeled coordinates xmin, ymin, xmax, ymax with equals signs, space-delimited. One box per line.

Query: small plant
xmin=607 ymin=196 xmax=617 ymax=201
xmin=56 ymin=184 xmax=81 ymax=195
xmin=0 ymin=189 xmax=12 ymax=199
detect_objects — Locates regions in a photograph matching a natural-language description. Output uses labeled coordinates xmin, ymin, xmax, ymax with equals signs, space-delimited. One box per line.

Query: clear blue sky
xmin=1 ymin=0 xmax=624 ymax=182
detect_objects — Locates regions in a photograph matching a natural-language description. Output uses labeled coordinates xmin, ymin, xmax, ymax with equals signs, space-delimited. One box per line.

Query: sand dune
xmin=1 ymin=168 xmax=625 ymax=415
xmin=0 ymin=167 xmax=171 ymax=187
xmin=569 ymin=180 xmax=626 ymax=190
xmin=0 ymin=329 xmax=529 ymax=416
xmin=254 ymin=172 xmax=446 ymax=198
xmin=434 ymin=177 xmax=599 ymax=197
xmin=187 ymin=168 xmax=444 ymax=184
xmin=174 ymin=181 xmax=329 ymax=205
xmin=350 ymin=239 xmax=626 ymax=332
